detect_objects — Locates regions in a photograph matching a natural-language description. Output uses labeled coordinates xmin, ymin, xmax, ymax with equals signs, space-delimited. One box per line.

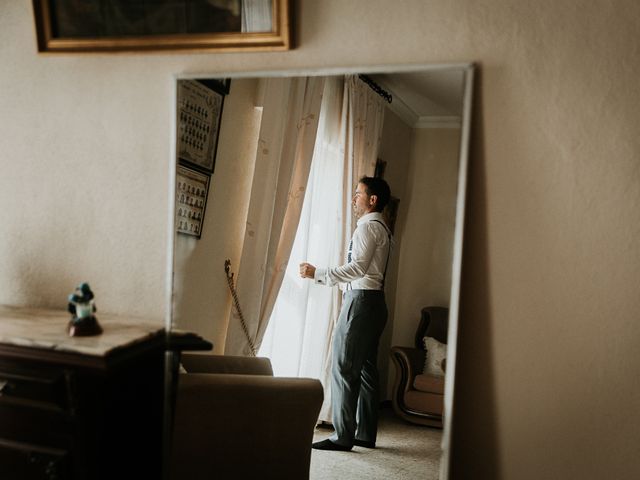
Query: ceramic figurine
xmin=67 ymin=282 xmax=103 ymax=337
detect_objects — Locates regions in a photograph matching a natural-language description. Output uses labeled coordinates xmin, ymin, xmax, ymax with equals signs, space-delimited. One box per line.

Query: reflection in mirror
xmin=169 ymin=64 xmax=473 ymax=478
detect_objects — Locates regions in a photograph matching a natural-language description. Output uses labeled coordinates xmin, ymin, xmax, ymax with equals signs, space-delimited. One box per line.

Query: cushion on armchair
xmin=413 ymin=373 xmax=445 ymax=394
xmin=422 ymin=336 xmax=446 ymax=377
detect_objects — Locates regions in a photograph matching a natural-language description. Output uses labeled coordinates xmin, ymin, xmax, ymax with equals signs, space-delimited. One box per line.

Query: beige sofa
xmin=169 ymin=354 xmax=324 ymax=480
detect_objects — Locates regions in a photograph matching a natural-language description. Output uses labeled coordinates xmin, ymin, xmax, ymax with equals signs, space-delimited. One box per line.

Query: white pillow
xmin=423 ymin=336 xmax=446 ymax=377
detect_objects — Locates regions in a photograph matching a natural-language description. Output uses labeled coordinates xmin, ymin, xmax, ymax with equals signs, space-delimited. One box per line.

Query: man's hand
xmin=299 ymin=262 xmax=316 ymax=279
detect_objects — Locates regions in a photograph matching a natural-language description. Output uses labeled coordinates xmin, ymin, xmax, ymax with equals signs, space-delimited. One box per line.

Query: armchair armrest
xmin=170 ymin=373 xmax=323 ymax=480
xmin=390 ymin=346 xmax=425 ymax=390
xmin=180 ymin=353 xmax=274 ymax=376
xmin=390 ymin=346 xmax=425 ymax=405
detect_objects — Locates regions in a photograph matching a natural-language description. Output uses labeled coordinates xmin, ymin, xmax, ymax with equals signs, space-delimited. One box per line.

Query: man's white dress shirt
xmin=314 ymin=212 xmax=392 ymax=290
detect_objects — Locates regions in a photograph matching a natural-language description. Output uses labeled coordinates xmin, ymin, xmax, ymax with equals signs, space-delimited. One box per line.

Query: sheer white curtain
xmin=225 ymin=76 xmax=325 ymax=356
xmin=260 ymin=76 xmax=386 ymax=422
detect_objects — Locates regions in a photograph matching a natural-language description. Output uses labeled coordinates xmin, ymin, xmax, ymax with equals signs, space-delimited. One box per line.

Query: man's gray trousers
xmin=330 ymin=289 xmax=387 ymax=447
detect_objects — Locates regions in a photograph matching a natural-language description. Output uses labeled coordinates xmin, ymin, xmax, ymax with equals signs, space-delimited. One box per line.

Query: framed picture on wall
xmin=198 ymin=78 xmax=232 ymax=96
xmin=383 ymin=197 xmax=400 ymax=235
xmin=176 ymin=165 xmax=210 ymax=238
xmin=32 ymin=0 xmax=292 ymax=53
xmin=177 ymin=80 xmax=225 ymax=175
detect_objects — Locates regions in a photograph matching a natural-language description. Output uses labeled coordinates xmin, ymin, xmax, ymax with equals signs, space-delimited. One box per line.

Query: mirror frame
xmin=164 ymin=63 xmax=474 ymax=479
xmin=32 ymin=0 xmax=292 ymax=53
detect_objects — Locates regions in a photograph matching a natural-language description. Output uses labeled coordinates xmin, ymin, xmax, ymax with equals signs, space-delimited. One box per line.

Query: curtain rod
xmin=358 ymin=75 xmax=392 ymax=104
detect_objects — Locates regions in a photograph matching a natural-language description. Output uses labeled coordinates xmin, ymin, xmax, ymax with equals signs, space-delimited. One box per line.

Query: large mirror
xmin=167 ymin=64 xmax=473 ymax=478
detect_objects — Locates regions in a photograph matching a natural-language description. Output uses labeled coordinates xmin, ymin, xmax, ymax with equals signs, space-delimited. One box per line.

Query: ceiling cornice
xmin=414 ymin=115 xmax=461 ymax=129
xmin=388 ymin=94 xmax=460 ymax=129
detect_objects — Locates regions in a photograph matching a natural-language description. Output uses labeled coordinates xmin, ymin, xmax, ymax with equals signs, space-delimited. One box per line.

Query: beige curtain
xmin=343 ymin=74 xmax=386 ymax=234
xmin=258 ymin=76 xmax=348 ymax=423
xmin=257 ymin=75 xmax=386 ymax=423
xmin=224 ymin=76 xmax=325 ymax=356
xmin=270 ymin=75 xmax=386 ymax=422
xmin=317 ymin=75 xmax=386 ymax=420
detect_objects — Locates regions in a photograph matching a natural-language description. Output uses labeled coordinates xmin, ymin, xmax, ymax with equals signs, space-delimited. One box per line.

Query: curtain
xmin=344 ymin=74 xmax=386 ymax=233
xmin=224 ymin=76 xmax=325 ymax=356
xmin=260 ymin=76 xmax=386 ymax=422
xmin=241 ymin=0 xmax=272 ymax=32
xmin=259 ymin=77 xmax=347 ymax=421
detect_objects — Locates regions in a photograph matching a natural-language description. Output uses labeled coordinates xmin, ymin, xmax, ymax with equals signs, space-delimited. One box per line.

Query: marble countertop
xmin=0 ymin=305 xmax=164 ymax=357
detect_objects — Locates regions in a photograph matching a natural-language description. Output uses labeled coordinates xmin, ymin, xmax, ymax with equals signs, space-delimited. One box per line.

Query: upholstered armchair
xmin=169 ymin=354 xmax=324 ymax=480
xmin=389 ymin=307 xmax=448 ymax=428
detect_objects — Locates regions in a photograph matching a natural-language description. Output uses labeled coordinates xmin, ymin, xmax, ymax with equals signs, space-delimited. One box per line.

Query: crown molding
xmin=388 ymin=100 xmax=461 ymax=129
xmin=385 ymin=87 xmax=460 ymax=129
xmin=415 ymin=115 xmax=461 ymax=129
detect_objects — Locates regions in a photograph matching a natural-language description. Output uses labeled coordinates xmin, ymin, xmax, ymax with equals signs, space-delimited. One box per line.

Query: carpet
xmin=310 ymin=407 xmax=443 ymax=479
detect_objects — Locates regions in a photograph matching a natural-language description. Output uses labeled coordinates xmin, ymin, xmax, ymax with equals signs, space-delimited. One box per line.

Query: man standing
xmin=300 ymin=176 xmax=392 ymax=451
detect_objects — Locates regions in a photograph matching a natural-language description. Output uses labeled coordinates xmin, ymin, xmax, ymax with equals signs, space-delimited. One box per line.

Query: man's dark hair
xmin=359 ymin=176 xmax=391 ymax=212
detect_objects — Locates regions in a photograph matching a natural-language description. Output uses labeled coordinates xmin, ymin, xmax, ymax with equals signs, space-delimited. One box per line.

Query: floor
xmin=310 ymin=407 xmax=443 ymax=480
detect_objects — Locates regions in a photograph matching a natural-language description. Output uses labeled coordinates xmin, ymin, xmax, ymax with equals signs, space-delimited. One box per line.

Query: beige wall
xmin=2 ymin=1 xmax=639 ymax=478
xmin=173 ymin=78 xmax=260 ymax=351
xmin=392 ymin=127 xmax=461 ymax=346
xmin=376 ymin=107 xmax=413 ymax=398
xmin=376 ymin=109 xmax=461 ymax=400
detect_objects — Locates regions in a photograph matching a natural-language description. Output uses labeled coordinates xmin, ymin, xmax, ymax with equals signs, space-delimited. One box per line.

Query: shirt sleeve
xmin=313 ymin=222 xmax=379 ymax=287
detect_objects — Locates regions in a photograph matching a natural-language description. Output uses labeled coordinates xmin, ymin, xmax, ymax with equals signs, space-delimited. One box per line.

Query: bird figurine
xmin=67 ymin=282 xmax=102 ymax=337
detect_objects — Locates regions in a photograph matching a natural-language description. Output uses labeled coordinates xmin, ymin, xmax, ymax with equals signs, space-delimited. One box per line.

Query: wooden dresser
xmin=0 ymin=305 xmax=166 ymax=480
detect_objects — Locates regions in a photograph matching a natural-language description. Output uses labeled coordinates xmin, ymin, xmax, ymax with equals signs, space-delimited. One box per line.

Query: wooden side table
xmin=0 ymin=305 xmax=167 ymax=479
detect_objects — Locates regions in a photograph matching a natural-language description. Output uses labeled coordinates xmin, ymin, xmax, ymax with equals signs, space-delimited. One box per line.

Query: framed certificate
xmin=177 ymin=80 xmax=225 ymax=174
xmin=176 ymin=165 xmax=210 ymax=238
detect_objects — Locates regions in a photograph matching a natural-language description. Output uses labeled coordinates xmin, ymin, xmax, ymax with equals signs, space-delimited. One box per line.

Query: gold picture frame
xmin=32 ymin=0 xmax=292 ymax=53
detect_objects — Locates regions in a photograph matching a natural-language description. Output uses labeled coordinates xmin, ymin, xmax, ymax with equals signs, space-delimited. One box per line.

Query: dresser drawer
xmin=0 ymin=437 xmax=70 ymax=480
xmin=0 ymin=363 xmax=70 ymax=412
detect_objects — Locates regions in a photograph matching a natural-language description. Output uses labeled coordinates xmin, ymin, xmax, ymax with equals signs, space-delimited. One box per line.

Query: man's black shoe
xmin=354 ymin=439 xmax=376 ymax=449
xmin=312 ymin=439 xmax=352 ymax=451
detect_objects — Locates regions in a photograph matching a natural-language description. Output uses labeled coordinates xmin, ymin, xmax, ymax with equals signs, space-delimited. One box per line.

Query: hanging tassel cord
xmin=224 ymin=259 xmax=257 ymax=356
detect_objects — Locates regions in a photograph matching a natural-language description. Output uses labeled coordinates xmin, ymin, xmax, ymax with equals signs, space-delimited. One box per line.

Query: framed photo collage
xmin=175 ymin=79 xmax=229 ymax=238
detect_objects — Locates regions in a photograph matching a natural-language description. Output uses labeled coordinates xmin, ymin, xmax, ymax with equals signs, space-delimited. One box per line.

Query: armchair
xmin=170 ymin=353 xmax=323 ymax=480
xmin=389 ymin=307 xmax=448 ymax=428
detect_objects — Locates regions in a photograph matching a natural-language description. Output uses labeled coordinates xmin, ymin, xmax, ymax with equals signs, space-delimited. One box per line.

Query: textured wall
xmin=1 ymin=1 xmax=639 ymax=478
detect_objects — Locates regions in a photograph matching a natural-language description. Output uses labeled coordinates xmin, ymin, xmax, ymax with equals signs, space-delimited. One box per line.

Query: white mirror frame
xmin=164 ymin=62 xmax=475 ymax=480
xmin=440 ymin=63 xmax=474 ymax=479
